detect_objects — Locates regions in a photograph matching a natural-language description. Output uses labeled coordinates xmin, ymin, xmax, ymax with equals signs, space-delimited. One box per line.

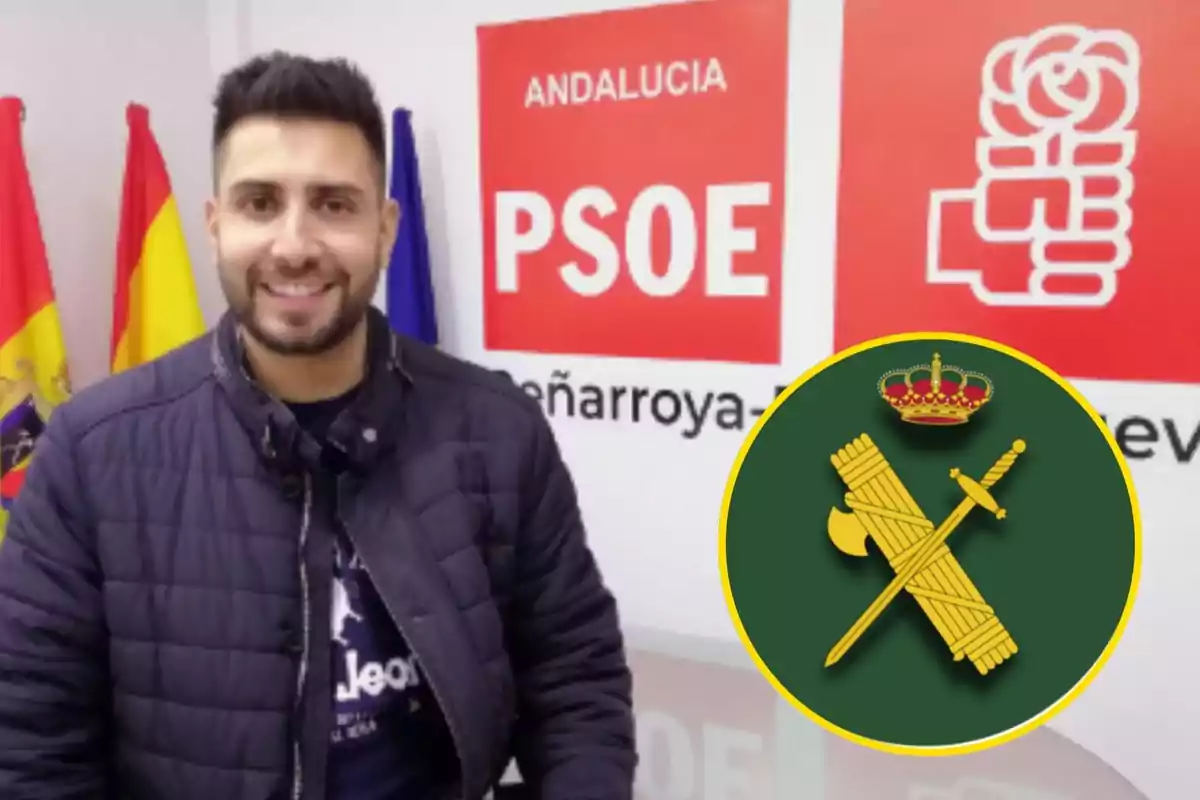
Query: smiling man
xmin=0 ymin=52 xmax=636 ymax=800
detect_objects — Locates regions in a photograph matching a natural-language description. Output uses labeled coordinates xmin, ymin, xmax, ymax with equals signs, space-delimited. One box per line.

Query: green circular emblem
xmin=719 ymin=333 xmax=1141 ymax=755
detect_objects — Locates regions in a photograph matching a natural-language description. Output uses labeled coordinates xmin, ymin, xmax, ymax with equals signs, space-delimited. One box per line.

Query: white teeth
xmin=271 ymin=283 xmax=322 ymax=297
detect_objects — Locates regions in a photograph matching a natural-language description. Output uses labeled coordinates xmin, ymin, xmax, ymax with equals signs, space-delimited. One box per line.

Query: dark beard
xmin=240 ymin=297 xmax=366 ymax=356
xmin=222 ymin=260 xmax=381 ymax=356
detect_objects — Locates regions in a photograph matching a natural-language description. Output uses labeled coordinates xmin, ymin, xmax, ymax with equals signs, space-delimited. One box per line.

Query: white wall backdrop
xmin=5 ymin=0 xmax=1195 ymax=797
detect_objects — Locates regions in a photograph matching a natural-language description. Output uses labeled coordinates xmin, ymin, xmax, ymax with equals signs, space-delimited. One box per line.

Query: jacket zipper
xmin=339 ymin=503 xmax=465 ymax=800
xmin=291 ymin=475 xmax=314 ymax=800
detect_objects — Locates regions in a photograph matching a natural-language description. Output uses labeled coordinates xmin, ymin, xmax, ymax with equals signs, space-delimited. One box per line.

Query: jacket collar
xmin=211 ymin=305 xmax=414 ymax=474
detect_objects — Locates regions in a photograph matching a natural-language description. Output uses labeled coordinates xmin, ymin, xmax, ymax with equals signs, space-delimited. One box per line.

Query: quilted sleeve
xmin=508 ymin=411 xmax=637 ymax=799
xmin=0 ymin=409 xmax=109 ymax=798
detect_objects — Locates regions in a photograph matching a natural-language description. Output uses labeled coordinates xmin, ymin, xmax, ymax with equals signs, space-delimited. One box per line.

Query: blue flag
xmin=385 ymin=107 xmax=438 ymax=345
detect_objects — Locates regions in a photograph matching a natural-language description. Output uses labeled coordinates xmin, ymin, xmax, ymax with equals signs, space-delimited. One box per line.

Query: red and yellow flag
xmin=111 ymin=102 xmax=204 ymax=373
xmin=0 ymin=97 xmax=70 ymax=532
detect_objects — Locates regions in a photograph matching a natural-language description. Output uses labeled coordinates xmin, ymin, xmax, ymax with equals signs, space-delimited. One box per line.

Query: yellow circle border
xmin=717 ymin=330 xmax=1143 ymax=757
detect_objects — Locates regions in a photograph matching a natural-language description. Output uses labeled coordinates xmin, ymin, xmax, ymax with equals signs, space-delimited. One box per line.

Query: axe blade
xmin=827 ymin=506 xmax=870 ymax=557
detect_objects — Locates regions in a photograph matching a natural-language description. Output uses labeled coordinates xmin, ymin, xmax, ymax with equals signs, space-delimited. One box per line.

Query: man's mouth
xmin=261 ymin=282 xmax=335 ymax=298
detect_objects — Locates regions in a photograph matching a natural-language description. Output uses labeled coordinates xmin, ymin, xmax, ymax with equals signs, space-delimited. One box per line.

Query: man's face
xmin=205 ymin=117 xmax=398 ymax=356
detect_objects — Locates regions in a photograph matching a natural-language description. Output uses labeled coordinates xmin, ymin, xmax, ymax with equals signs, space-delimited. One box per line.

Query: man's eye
xmin=321 ymin=198 xmax=354 ymax=214
xmin=242 ymin=195 xmax=276 ymax=214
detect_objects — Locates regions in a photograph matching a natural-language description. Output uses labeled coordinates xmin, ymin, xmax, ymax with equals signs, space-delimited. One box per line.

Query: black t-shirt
xmin=287 ymin=388 xmax=457 ymax=799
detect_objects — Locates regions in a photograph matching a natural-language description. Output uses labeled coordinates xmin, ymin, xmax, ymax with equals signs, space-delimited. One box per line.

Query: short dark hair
xmin=211 ymin=51 xmax=387 ymax=188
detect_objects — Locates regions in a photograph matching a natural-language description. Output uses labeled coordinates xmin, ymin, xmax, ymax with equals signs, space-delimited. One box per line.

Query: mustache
xmin=246 ymin=261 xmax=350 ymax=288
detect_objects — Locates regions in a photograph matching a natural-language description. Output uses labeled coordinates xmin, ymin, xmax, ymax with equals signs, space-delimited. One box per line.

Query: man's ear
xmin=379 ymin=198 xmax=401 ymax=266
xmin=204 ymin=197 xmax=220 ymax=245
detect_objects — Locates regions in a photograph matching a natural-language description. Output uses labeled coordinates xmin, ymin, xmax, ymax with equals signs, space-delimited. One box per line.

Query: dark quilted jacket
xmin=0 ymin=307 xmax=636 ymax=800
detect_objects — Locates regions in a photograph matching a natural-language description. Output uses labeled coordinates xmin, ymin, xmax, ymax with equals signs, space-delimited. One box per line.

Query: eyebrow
xmin=226 ymin=179 xmax=368 ymax=198
xmin=310 ymin=183 xmax=368 ymax=199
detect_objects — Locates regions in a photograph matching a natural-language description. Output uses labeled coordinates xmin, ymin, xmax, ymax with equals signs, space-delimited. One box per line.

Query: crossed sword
xmin=825 ymin=438 xmax=1027 ymax=668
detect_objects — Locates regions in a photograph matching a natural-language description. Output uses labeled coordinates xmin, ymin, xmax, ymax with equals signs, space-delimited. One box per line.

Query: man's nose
xmin=269 ymin=205 xmax=321 ymax=263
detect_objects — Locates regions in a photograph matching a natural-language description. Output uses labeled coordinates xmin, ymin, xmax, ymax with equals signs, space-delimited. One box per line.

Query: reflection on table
xmin=626 ymin=627 xmax=1147 ymax=800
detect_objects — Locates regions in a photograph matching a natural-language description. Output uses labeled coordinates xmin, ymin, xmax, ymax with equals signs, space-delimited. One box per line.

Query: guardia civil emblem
xmin=719 ymin=334 xmax=1140 ymax=755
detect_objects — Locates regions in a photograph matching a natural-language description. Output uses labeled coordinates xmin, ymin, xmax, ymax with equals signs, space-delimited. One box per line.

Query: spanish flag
xmin=111 ymin=103 xmax=204 ymax=373
xmin=0 ymin=97 xmax=70 ymax=533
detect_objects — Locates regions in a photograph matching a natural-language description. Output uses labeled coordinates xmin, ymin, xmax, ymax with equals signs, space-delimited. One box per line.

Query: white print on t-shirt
xmin=331 ymin=552 xmax=421 ymax=701
xmin=336 ymin=650 xmax=422 ymax=702
xmin=332 ymin=566 xmax=363 ymax=648
xmin=332 ymin=712 xmax=377 ymax=744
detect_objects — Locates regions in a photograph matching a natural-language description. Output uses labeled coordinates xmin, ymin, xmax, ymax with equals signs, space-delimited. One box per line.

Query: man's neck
xmin=241 ymin=321 xmax=368 ymax=403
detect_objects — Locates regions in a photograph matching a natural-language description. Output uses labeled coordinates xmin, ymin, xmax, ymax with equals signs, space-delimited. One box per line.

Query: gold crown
xmin=877 ymin=352 xmax=993 ymax=425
